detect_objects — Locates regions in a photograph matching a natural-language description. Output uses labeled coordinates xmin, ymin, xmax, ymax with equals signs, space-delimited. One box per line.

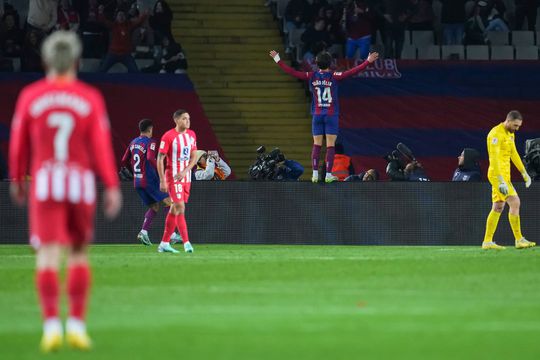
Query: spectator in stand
xmin=98 ymin=5 xmax=149 ymax=73
xmin=452 ymin=148 xmax=481 ymax=181
xmin=342 ymin=0 xmax=374 ymax=62
xmin=193 ymin=150 xmax=231 ymax=180
xmin=407 ymin=0 xmax=435 ymax=31
xmin=464 ymin=1 xmax=508 ymax=45
xmin=321 ymin=6 xmax=345 ymax=49
xmin=1 ymin=13 xmax=23 ymax=57
xmin=440 ymin=0 xmax=467 ymax=45
xmin=20 ymin=30 xmax=42 ymax=72
xmin=27 ymin=0 xmax=59 ymax=41
xmin=301 ymin=18 xmax=332 ymax=60
xmin=132 ymin=21 xmax=155 ymax=59
xmin=515 ymin=0 xmax=539 ymax=31
xmin=149 ymin=0 xmax=173 ymax=43
xmin=57 ymin=0 xmax=80 ymax=32
xmin=79 ymin=0 xmax=108 ymax=58
xmin=284 ymin=0 xmax=312 ymax=53
xmin=311 ymin=0 xmax=329 ymax=20
xmin=159 ymin=36 xmax=187 ymax=73
xmin=381 ymin=0 xmax=409 ymax=59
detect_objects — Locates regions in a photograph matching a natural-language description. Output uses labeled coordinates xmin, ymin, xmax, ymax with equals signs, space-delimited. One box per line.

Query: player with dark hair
xmin=120 ymin=118 xmax=181 ymax=246
xmin=269 ymin=49 xmax=378 ymax=182
xmin=156 ymin=109 xmax=197 ymax=253
xmin=9 ymin=31 xmax=122 ymax=352
xmin=482 ymin=110 xmax=535 ymax=250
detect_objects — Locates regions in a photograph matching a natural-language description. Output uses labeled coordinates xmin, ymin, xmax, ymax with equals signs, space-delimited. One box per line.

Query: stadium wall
xmin=0 ymin=73 xmax=229 ymax=178
xmin=1 ymin=182 xmax=539 ymax=246
xmin=339 ymin=61 xmax=540 ymax=180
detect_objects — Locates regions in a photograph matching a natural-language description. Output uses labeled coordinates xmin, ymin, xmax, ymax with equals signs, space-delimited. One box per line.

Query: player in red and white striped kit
xmin=9 ymin=31 xmax=122 ymax=352
xmin=156 ymin=110 xmax=197 ymax=253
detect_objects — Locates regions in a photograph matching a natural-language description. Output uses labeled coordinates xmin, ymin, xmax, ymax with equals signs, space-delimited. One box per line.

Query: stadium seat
xmin=418 ymin=45 xmax=441 ymax=60
xmin=411 ymin=31 xmax=435 ymax=46
xmin=80 ymin=58 xmax=155 ymax=73
xmin=486 ymin=31 xmax=509 ymax=45
xmin=490 ymin=46 xmax=514 ymax=60
xmin=442 ymin=45 xmax=464 ymax=60
xmin=511 ymin=31 xmax=535 ymax=46
xmin=515 ymin=46 xmax=539 ymax=60
xmin=466 ymin=45 xmax=489 ymax=60
xmin=401 ymin=44 xmax=417 ymax=60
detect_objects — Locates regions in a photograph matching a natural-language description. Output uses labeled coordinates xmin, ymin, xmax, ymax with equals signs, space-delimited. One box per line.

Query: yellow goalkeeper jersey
xmin=487 ymin=123 xmax=526 ymax=182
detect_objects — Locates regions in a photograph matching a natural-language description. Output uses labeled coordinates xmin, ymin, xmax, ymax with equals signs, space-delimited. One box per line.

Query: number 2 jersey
xmin=121 ymin=136 xmax=160 ymax=189
xmin=275 ymin=59 xmax=371 ymax=116
xmin=9 ymin=78 xmax=119 ymax=204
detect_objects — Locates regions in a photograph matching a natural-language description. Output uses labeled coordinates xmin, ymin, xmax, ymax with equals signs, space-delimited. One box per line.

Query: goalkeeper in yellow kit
xmin=482 ymin=110 xmax=536 ymax=250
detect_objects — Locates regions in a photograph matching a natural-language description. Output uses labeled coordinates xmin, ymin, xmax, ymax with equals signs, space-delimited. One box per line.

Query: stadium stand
xmin=490 ymin=45 xmax=514 ymax=60
xmin=170 ymin=0 xmax=312 ymax=179
xmin=466 ymin=45 xmax=489 ymax=60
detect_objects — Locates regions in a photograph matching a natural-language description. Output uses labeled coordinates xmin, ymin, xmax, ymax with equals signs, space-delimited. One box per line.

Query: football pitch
xmin=0 ymin=245 xmax=539 ymax=360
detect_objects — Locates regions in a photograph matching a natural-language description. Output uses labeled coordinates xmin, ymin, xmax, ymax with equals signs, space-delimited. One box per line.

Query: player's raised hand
xmin=269 ymin=50 xmax=280 ymax=63
xmin=367 ymin=52 xmax=379 ymax=63
xmin=104 ymin=187 xmax=122 ymax=220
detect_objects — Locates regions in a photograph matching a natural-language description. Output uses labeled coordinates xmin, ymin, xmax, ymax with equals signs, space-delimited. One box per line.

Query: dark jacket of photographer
xmin=452 ymin=148 xmax=481 ymax=182
xmin=387 ymin=160 xmax=430 ymax=181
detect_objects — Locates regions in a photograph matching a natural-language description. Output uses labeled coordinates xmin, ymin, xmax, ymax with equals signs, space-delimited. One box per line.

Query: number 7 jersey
xmin=9 ymin=78 xmax=119 ymax=204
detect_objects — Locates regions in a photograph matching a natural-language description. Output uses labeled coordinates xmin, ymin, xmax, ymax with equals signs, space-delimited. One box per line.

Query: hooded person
xmin=452 ymin=148 xmax=482 ymax=181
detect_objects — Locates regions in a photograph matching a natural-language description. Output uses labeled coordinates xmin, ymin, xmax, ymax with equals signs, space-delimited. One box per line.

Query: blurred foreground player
xmin=269 ymin=49 xmax=378 ymax=183
xmin=120 ymin=118 xmax=181 ymax=245
xmin=157 ymin=110 xmax=197 ymax=253
xmin=9 ymin=31 xmax=122 ymax=352
xmin=482 ymin=111 xmax=535 ymax=250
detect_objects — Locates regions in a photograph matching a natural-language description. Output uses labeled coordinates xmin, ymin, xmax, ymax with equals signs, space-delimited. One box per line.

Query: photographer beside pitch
xmin=482 ymin=111 xmax=535 ymax=250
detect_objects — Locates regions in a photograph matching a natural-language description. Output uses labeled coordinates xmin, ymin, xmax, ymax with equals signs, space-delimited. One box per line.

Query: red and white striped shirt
xmin=159 ymin=128 xmax=197 ymax=184
xmin=9 ymin=78 xmax=119 ymax=204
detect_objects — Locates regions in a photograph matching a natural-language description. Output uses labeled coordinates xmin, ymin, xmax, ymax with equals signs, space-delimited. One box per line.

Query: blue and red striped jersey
xmin=121 ymin=136 xmax=159 ymax=188
xmin=309 ymin=71 xmax=339 ymax=115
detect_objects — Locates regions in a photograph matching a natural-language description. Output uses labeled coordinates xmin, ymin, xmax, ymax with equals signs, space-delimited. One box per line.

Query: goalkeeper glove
xmin=497 ymin=175 xmax=509 ymax=195
xmin=522 ymin=171 xmax=532 ymax=188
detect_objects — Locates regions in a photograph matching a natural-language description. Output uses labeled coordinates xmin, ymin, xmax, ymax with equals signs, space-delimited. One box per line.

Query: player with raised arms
xmin=9 ymin=31 xmax=122 ymax=352
xmin=120 ymin=118 xmax=182 ymax=246
xmin=482 ymin=110 xmax=535 ymax=250
xmin=269 ymin=49 xmax=378 ymax=182
xmin=156 ymin=110 xmax=196 ymax=253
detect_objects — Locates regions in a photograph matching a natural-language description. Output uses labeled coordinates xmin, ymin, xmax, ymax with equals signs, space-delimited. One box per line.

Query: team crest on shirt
xmin=492 ymin=137 xmax=498 ymax=144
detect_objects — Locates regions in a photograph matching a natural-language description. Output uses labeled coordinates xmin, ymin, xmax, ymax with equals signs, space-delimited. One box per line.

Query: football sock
xmin=483 ymin=210 xmax=501 ymax=243
xmin=312 ymin=170 xmax=319 ymax=178
xmin=67 ymin=264 xmax=91 ymax=320
xmin=142 ymin=208 xmax=157 ymax=231
xmin=311 ymin=144 xmax=322 ymax=171
xmin=43 ymin=318 xmax=62 ymax=334
xmin=508 ymin=213 xmax=523 ymax=241
xmin=161 ymin=212 xmax=177 ymax=243
xmin=175 ymin=214 xmax=190 ymax=244
xmin=37 ymin=269 xmax=59 ymax=320
xmin=325 ymin=146 xmax=335 ymax=174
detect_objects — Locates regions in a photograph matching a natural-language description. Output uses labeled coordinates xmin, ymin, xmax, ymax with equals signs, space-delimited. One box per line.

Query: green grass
xmin=0 ymin=245 xmax=539 ymax=360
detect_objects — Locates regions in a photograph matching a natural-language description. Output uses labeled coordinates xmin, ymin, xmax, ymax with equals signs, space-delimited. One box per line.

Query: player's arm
xmin=333 ymin=52 xmax=379 ymax=80
xmin=488 ymin=134 xmax=510 ymax=194
xmin=8 ymin=91 xmax=31 ymax=206
xmin=89 ymin=92 xmax=122 ymax=219
xmin=218 ymin=159 xmax=232 ymax=179
xmin=511 ymin=140 xmax=531 ymax=187
xmin=194 ymin=158 xmax=215 ymax=180
xmin=157 ymin=152 xmax=167 ymax=191
xmin=147 ymin=140 xmax=158 ymax=169
xmin=120 ymin=145 xmax=131 ymax=169
xmin=269 ymin=50 xmax=311 ymax=80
